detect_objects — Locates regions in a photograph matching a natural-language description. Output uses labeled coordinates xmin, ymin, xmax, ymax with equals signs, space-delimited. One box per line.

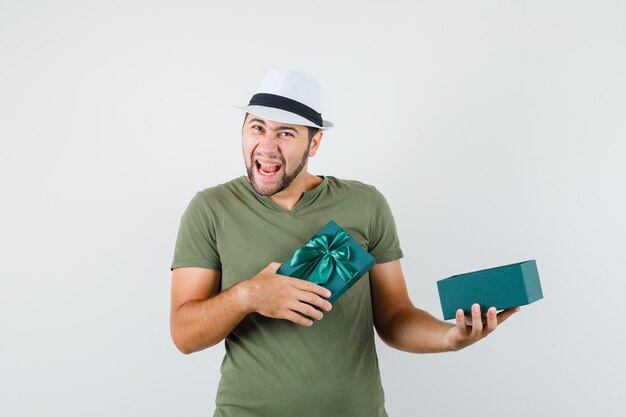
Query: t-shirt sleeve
xmin=367 ymin=188 xmax=404 ymax=264
xmin=170 ymin=192 xmax=222 ymax=271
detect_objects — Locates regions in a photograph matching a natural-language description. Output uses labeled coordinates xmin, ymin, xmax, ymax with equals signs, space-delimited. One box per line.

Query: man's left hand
xmin=444 ymin=304 xmax=520 ymax=351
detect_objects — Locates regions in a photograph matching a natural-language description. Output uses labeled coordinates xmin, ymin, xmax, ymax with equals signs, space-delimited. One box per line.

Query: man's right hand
xmin=237 ymin=262 xmax=333 ymax=327
xmin=170 ymin=263 xmax=333 ymax=354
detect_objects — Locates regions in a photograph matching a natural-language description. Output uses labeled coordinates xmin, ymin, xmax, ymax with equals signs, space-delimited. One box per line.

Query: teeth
xmin=257 ymin=160 xmax=280 ymax=176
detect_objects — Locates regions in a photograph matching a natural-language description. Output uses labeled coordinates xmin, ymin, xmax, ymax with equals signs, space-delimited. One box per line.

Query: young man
xmin=170 ymin=69 xmax=519 ymax=417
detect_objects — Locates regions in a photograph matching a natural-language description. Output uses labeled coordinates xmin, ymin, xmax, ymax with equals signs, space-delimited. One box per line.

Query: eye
xmin=251 ymin=125 xmax=263 ymax=132
xmin=279 ymin=131 xmax=294 ymax=137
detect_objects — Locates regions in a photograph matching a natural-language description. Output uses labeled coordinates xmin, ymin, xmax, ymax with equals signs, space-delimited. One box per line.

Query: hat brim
xmin=233 ymin=105 xmax=333 ymax=130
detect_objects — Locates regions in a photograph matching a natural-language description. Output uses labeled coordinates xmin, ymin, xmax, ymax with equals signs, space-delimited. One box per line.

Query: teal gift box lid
xmin=437 ymin=260 xmax=543 ymax=320
xmin=277 ymin=220 xmax=376 ymax=304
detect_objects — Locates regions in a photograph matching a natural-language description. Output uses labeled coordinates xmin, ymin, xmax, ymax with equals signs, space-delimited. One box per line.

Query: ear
xmin=308 ymin=130 xmax=323 ymax=157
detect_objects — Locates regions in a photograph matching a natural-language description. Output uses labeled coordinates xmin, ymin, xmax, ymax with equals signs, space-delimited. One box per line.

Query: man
xmin=170 ymin=69 xmax=519 ymax=417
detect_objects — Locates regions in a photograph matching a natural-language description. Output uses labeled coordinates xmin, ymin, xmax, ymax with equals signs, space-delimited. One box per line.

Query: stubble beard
xmin=247 ymin=147 xmax=310 ymax=197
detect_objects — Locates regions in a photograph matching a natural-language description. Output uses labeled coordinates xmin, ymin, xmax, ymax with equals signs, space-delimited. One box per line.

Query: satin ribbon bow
xmin=289 ymin=231 xmax=359 ymax=285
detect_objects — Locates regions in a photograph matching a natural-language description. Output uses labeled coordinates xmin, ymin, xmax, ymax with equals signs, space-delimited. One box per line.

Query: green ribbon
xmin=289 ymin=231 xmax=359 ymax=285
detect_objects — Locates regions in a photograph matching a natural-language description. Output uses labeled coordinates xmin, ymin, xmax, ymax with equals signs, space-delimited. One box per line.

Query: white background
xmin=1 ymin=1 xmax=625 ymax=416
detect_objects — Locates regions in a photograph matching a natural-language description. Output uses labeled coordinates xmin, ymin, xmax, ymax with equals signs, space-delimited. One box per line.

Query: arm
xmin=370 ymin=260 xmax=519 ymax=353
xmin=170 ymin=262 xmax=333 ymax=354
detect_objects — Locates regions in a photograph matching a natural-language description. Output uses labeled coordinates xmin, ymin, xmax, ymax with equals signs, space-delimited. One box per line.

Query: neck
xmin=269 ymin=172 xmax=323 ymax=211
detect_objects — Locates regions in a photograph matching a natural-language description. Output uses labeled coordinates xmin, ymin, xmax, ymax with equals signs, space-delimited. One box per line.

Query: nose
xmin=255 ymin=132 xmax=279 ymax=154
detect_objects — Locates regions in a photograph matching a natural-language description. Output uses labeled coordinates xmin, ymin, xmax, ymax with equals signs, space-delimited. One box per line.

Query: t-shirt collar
xmin=239 ymin=175 xmax=329 ymax=214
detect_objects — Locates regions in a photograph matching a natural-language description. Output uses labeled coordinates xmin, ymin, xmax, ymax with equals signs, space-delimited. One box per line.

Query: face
xmin=242 ymin=114 xmax=320 ymax=196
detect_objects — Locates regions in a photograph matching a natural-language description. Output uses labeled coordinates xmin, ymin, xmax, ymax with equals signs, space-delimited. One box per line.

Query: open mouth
xmin=255 ymin=159 xmax=282 ymax=177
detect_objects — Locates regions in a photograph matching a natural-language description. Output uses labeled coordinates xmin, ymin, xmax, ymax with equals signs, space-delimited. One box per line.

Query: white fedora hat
xmin=234 ymin=68 xmax=334 ymax=130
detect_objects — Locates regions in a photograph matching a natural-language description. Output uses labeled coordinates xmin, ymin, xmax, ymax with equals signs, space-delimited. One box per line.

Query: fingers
xmin=472 ymin=305 xmax=518 ymax=334
xmin=459 ymin=304 xmax=491 ymax=337
xmin=469 ymin=305 xmax=507 ymax=336
xmin=455 ymin=309 xmax=468 ymax=336
xmin=283 ymin=311 xmax=314 ymax=327
xmin=294 ymin=279 xmax=332 ymax=299
xmin=450 ymin=304 xmax=519 ymax=350
xmin=289 ymin=300 xmax=324 ymax=321
xmin=281 ymin=277 xmax=332 ymax=311
xmin=470 ymin=304 xmax=483 ymax=338
xmin=485 ymin=307 xmax=498 ymax=333
xmin=298 ymin=291 xmax=332 ymax=312
xmin=272 ymin=267 xmax=333 ymax=302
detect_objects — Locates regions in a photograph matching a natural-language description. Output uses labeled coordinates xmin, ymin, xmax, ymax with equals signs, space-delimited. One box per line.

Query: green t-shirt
xmin=172 ymin=175 xmax=403 ymax=417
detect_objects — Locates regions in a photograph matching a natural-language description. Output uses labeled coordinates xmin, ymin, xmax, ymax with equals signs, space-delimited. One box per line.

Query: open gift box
xmin=437 ymin=260 xmax=543 ymax=320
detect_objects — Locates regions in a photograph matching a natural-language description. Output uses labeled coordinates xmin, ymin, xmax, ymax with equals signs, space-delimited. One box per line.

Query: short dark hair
xmin=243 ymin=112 xmax=320 ymax=143
xmin=305 ymin=126 xmax=320 ymax=143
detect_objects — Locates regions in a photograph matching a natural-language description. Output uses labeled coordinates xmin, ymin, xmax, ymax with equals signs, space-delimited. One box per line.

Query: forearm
xmin=170 ymin=282 xmax=251 ymax=354
xmin=378 ymin=305 xmax=455 ymax=354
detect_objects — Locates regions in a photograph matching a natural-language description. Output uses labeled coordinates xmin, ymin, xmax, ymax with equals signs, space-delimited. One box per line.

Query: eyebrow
xmin=248 ymin=118 xmax=299 ymax=134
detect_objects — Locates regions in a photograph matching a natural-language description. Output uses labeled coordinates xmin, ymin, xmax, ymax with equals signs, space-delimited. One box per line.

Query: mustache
xmin=252 ymin=152 xmax=285 ymax=164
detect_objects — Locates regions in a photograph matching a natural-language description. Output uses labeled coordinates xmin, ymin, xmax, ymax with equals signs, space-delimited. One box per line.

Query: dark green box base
xmin=437 ymin=260 xmax=543 ymax=320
